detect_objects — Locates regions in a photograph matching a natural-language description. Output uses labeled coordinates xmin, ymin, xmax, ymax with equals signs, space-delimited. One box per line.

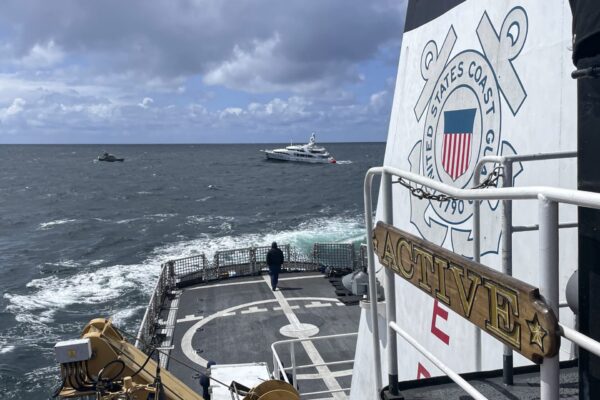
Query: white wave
xmin=42 ymin=260 xmax=81 ymax=269
xmin=186 ymin=215 xmax=234 ymax=225
xmin=116 ymin=214 xmax=177 ymax=225
xmin=5 ymin=215 xmax=365 ymax=325
xmin=0 ymin=345 xmax=15 ymax=354
xmin=155 ymin=215 xmax=365 ymax=261
xmin=38 ymin=219 xmax=78 ymax=230
xmin=0 ymin=337 xmax=15 ymax=354
xmin=110 ymin=306 xmax=145 ymax=326
xmin=149 ymin=213 xmax=177 ymax=218
xmin=335 ymin=160 xmax=353 ymax=164
xmin=196 ymin=196 xmax=213 ymax=202
xmin=4 ymin=262 xmax=159 ymax=324
xmin=116 ymin=217 xmax=142 ymax=224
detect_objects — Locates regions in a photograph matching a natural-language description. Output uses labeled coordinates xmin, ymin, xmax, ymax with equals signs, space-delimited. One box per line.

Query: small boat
xmin=98 ymin=152 xmax=124 ymax=162
xmin=262 ymin=133 xmax=336 ymax=164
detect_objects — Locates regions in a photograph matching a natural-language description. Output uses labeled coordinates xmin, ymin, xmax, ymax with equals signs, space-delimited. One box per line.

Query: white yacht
xmin=262 ymin=133 xmax=336 ymax=163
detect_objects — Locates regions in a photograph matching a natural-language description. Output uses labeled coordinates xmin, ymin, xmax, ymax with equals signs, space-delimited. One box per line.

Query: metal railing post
xmin=382 ymin=171 xmax=399 ymax=396
xmin=273 ymin=350 xmax=280 ymax=379
xmin=291 ymin=341 xmax=297 ymax=388
xmin=502 ymin=161 xmax=514 ymax=385
xmin=364 ymin=172 xmax=383 ymax=398
xmin=539 ymin=195 xmax=559 ymax=400
xmin=250 ymin=247 xmax=256 ymax=275
xmin=472 ymin=163 xmax=483 ymax=371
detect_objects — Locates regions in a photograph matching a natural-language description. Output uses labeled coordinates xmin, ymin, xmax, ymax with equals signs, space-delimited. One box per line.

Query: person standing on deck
xmin=266 ymin=241 xmax=284 ymax=290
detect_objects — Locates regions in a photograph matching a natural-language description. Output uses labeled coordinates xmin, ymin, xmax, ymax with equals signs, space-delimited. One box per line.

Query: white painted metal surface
xmin=350 ymin=2 xmax=579 ymax=399
xmin=538 ymin=196 xmax=559 ymax=400
xmin=362 ymin=165 xmax=600 ymax=399
xmin=209 ymin=363 xmax=270 ymax=400
xmin=560 ymin=323 xmax=600 ymax=358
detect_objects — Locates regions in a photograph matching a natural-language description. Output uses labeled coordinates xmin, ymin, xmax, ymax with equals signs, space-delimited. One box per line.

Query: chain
xmin=471 ymin=165 xmax=504 ymax=189
xmin=394 ymin=165 xmax=504 ymax=202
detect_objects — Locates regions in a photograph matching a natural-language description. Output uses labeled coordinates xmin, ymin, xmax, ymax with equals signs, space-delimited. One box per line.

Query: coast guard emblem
xmin=407 ymin=7 xmax=528 ymax=256
xmin=441 ymin=109 xmax=476 ymax=181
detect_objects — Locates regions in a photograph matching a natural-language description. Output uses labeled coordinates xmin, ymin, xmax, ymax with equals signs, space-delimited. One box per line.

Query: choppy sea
xmin=0 ymin=143 xmax=384 ymax=399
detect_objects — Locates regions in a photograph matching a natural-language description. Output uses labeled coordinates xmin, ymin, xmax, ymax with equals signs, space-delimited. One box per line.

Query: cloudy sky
xmin=0 ymin=1 xmax=406 ymax=143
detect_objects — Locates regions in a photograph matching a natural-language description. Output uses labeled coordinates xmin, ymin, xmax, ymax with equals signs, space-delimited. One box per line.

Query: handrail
xmin=135 ymin=262 xmax=170 ymax=350
xmin=280 ymin=359 xmax=354 ymax=371
xmin=389 ymin=322 xmax=487 ymax=400
xmin=560 ymin=323 xmax=600 ymax=357
xmin=302 ymin=387 xmax=351 ymax=396
xmin=367 ymin=166 xmax=600 ymax=208
xmin=473 ymin=151 xmax=577 ymax=384
xmin=474 ymin=151 xmax=577 ymax=169
xmin=271 ymin=332 xmax=357 ymax=394
xmin=363 ymin=163 xmax=600 ymax=400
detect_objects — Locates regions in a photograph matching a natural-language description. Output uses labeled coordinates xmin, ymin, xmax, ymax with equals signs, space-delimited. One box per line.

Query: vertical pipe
xmin=472 ymin=162 xmax=483 ymax=371
xmin=539 ymin=195 xmax=559 ymax=400
xmin=364 ymin=171 xmax=383 ymax=398
xmin=575 ymin=54 xmax=600 ymax=399
xmin=382 ymin=171 xmax=399 ymax=395
xmin=501 ymin=162 xmax=514 ymax=385
xmin=273 ymin=351 xmax=279 ymax=380
xmin=291 ymin=341 xmax=297 ymax=388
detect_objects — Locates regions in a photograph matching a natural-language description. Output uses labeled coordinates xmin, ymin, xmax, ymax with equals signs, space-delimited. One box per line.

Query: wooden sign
xmin=373 ymin=222 xmax=559 ymax=363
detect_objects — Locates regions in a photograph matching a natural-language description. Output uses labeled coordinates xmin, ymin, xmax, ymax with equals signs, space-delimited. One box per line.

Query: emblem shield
xmin=441 ymin=108 xmax=477 ymax=181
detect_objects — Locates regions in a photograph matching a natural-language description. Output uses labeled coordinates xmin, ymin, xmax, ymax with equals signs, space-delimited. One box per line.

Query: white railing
xmin=389 ymin=322 xmax=487 ymax=400
xmin=271 ymin=332 xmax=357 ymax=398
xmin=473 ymin=151 xmax=577 ymax=383
xmin=559 ymin=323 xmax=600 ymax=357
xmin=363 ymin=159 xmax=600 ymax=400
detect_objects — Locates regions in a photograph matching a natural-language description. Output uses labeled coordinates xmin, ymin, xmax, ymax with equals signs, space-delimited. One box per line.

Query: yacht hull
xmin=264 ymin=150 xmax=334 ymax=163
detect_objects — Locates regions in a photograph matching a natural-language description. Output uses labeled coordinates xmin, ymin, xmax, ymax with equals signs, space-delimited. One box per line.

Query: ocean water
xmin=0 ymin=143 xmax=384 ymax=399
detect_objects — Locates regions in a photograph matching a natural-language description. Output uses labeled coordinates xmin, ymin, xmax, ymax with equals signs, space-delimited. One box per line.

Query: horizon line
xmin=0 ymin=140 xmax=387 ymax=145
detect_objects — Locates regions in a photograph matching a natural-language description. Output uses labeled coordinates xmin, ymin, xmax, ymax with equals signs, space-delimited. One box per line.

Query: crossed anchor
xmin=408 ymin=7 xmax=528 ymax=257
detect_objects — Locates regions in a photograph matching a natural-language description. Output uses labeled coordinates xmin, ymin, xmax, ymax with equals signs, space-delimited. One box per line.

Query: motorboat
xmin=262 ymin=133 xmax=336 ymax=163
xmin=98 ymin=152 xmax=124 ymax=162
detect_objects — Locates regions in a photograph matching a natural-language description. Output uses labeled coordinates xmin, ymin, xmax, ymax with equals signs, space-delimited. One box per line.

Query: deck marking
xmin=176 ymin=314 xmax=204 ymax=324
xmin=273 ymin=305 xmax=300 ymax=311
xmin=180 ymin=296 xmax=341 ymax=368
xmin=305 ymin=301 xmax=332 ymax=308
xmin=241 ymin=306 xmax=268 ymax=314
xmin=186 ymin=274 xmax=324 ymax=291
xmin=262 ymin=275 xmax=346 ymax=400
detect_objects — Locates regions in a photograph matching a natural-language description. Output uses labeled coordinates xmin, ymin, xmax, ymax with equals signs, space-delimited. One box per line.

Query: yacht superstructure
xmin=263 ymin=134 xmax=336 ymax=164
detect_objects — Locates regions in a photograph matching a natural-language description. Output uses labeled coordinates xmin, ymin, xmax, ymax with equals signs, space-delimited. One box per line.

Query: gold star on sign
xmin=527 ymin=313 xmax=547 ymax=352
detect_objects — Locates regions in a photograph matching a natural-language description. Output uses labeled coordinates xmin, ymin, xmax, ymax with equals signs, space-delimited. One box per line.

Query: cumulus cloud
xmin=138 ymin=97 xmax=154 ymax=109
xmin=1 ymin=97 xmax=26 ymax=122
xmin=0 ymin=1 xmax=405 ymax=142
xmin=369 ymin=90 xmax=389 ymax=112
xmin=19 ymin=40 xmax=64 ymax=69
xmin=0 ymin=0 xmax=404 ymax=93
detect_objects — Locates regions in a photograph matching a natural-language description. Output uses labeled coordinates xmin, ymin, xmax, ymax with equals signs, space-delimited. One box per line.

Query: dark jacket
xmin=266 ymin=247 xmax=284 ymax=267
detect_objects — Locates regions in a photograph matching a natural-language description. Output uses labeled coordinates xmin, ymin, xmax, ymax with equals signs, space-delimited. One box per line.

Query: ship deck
xmin=393 ymin=362 xmax=579 ymax=399
xmin=157 ymin=271 xmax=361 ymax=398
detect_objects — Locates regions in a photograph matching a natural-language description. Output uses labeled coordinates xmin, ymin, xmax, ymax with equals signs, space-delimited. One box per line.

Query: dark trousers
xmin=268 ymin=265 xmax=281 ymax=289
